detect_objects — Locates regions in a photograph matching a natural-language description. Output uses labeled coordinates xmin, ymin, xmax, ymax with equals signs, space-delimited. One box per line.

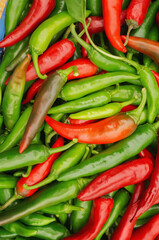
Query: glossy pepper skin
xmin=78 ymin=157 xmax=153 ymax=201
xmin=122 ymin=35 xmax=159 ymax=65
xmin=49 ymin=0 xmax=67 ymax=17
xmin=22 ymin=80 xmax=44 ymax=104
xmin=0 ymin=0 xmax=56 ymax=48
xmin=102 ymin=0 xmax=127 ymax=53
xmin=87 ymin=0 xmax=102 ymax=16
xmin=111 ymin=182 xmax=145 ymax=240
xmin=2 ymin=54 xmax=31 ymax=130
xmin=64 ymin=198 xmax=114 ymax=240
xmin=131 ymin=214 xmax=159 ymax=240
xmin=0 ymin=173 xmax=17 ymax=189
xmin=57 ymin=123 xmax=158 ymax=181
xmin=20 ymin=213 xmax=55 ymax=226
xmin=5 ymin=0 xmax=28 ymax=35
xmin=0 ymin=178 xmax=92 ymax=225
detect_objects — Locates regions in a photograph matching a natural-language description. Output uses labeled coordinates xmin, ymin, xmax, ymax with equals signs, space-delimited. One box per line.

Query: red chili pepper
xmin=17 ymin=137 xmax=64 ymax=197
xmin=121 ymin=35 xmax=159 ymax=65
xmin=63 ymin=198 xmax=114 ymax=240
xmin=156 ymin=11 xmax=159 ymax=27
xmin=22 ymin=79 xmax=44 ymax=105
xmin=131 ymin=214 xmax=159 ymax=240
xmin=111 ymin=182 xmax=145 ymax=240
xmin=121 ymin=104 xmax=137 ymax=112
xmin=5 ymin=39 xmax=75 ymax=84
xmin=69 ymin=118 xmax=97 ymax=125
xmin=120 ymin=8 xmax=127 ymax=26
xmin=102 ymin=0 xmax=127 ymax=53
xmin=132 ymin=138 xmax=159 ymax=219
xmin=151 ymin=70 xmax=159 ymax=87
xmin=139 ymin=148 xmax=154 ymax=162
xmin=78 ymin=157 xmax=153 ymax=201
xmin=0 ymin=0 xmax=56 ymax=48
xmin=126 ymin=0 xmax=151 ymax=35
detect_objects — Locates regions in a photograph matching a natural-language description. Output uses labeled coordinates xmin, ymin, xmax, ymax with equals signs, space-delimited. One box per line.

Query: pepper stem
xmin=22 ymin=165 xmax=32 ymax=178
xmin=31 ymin=50 xmax=47 ymax=80
xmin=127 ymin=88 xmax=147 ymax=124
xmin=65 ymin=205 xmax=84 ymax=213
xmin=48 ymin=138 xmax=78 ymax=155
xmin=57 ymin=66 xmax=79 ymax=82
xmin=124 ymin=24 xmax=134 ymax=46
xmin=0 ymin=194 xmax=22 ymax=211
xmin=120 ymin=97 xmax=137 ymax=108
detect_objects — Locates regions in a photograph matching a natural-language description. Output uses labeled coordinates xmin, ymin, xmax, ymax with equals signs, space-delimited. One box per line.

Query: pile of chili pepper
xmin=0 ymin=0 xmax=159 ymax=239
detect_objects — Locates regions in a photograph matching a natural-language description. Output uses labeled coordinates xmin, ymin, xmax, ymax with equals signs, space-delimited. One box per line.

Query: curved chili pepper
xmin=78 ymin=158 xmax=152 ymax=201
xmin=121 ymin=35 xmax=159 ymax=65
xmin=131 ymin=214 xmax=159 ymax=240
xmin=19 ymin=66 xmax=78 ymax=153
xmin=45 ymin=89 xmax=146 ymax=144
xmin=0 ymin=0 xmax=56 ymax=48
xmin=139 ymin=148 xmax=154 ymax=162
xmin=151 ymin=70 xmax=159 ymax=87
xmin=69 ymin=119 xmax=97 ymax=125
xmin=111 ymin=182 xmax=145 ymax=240
xmin=20 ymin=213 xmax=55 ymax=226
xmin=157 ymin=11 xmax=159 ymax=26
xmin=102 ymin=0 xmax=127 ymax=53
xmin=132 ymin=137 xmax=159 ymax=219
xmin=0 ymin=137 xmax=64 ymax=211
xmin=63 ymin=198 xmax=114 ymax=240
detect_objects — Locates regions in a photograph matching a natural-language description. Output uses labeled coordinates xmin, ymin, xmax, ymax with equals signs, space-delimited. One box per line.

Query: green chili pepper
xmin=0 ymin=37 xmax=29 ymax=90
xmin=131 ymin=0 xmax=159 ymax=38
xmin=5 ymin=0 xmax=28 ymax=35
xmin=86 ymin=0 xmax=102 ymax=16
xmin=29 ymin=10 xmax=90 ymax=79
xmin=69 ymin=98 xmax=136 ymax=120
xmin=0 ymin=174 xmax=17 ymax=189
xmin=17 ymin=1 xmax=32 ymax=26
xmin=124 ymin=185 xmax=135 ymax=194
xmin=0 ymin=178 xmax=92 ymax=225
xmin=122 ymin=0 xmax=131 ymax=10
xmin=49 ymin=29 xmax=66 ymax=46
xmin=0 ymin=115 xmax=3 ymax=131
xmin=0 ymin=140 xmax=77 ymax=173
xmin=58 ymin=122 xmax=159 ymax=181
xmin=108 ymin=43 xmax=126 ymax=58
xmin=0 ymin=106 xmax=32 ymax=153
xmin=6 ymin=45 xmax=30 ymax=72
xmin=3 ymin=222 xmax=37 ymax=237
xmin=143 ymin=25 xmax=159 ymax=67
xmin=149 ymin=61 xmax=159 ymax=73
xmin=59 ymin=72 xmax=140 ymax=101
xmin=27 ymin=223 xmax=70 ymax=240
xmin=20 ymin=213 xmax=55 ymax=226
xmin=0 ymin=189 xmax=13 ymax=205
xmin=31 ymin=131 xmax=42 ymax=145
xmin=2 ymin=55 xmax=31 ymax=130
xmin=135 ymin=218 xmax=150 ymax=228
xmin=138 ymin=204 xmax=159 ymax=220
xmin=49 ymin=0 xmax=67 ymax=17
xmin=70 ymin=199 xmax=92 ymax=233
xmin=95 ymin=189 xmax=130 ymax=240
xmin=0 ymin=228 xmax=17 ymax=238
xmin=41 ymin=203 xmax=84 ymax=215
xmin=58 ymin=213 xmax=67 ymax=225
xmin=0 ymin=133 xmax=8 ymax=145
xmin=23 ymin=143 xmax=87 ymax=190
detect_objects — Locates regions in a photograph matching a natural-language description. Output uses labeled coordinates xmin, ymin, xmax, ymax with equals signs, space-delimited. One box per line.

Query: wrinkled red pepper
xmin=78 ymin=157 xmax=153 ymax=201
xmin=0 ymin=0 xmax=56 ymax=48
xmin=131 ymin=214 xmax=159 ymax=240
xmin=102 ymin=0 xmax=127 ymax=53
xmin=121 ymin=35 xmax=159 ymax=65
xmin=63 ymin=198 xmax=114 ymax=240
xmin=111 ymin=182 xmax=145 ymax=240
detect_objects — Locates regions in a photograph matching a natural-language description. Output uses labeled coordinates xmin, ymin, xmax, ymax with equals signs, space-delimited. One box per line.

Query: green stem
xmin=63 ymin=27 xmax=71 ymax=39
xmin=48 ymin=138 xmax=78 ymax=155
xmin=127 ymin=52 xmax=133 ymax=60
xmin=22 ymin=166 xmax=32 ymax=178
xmin=31 ymin=51 xmax=47 ymax=80
xmin=45 ymin=131 xmax=57 ymax=146
xmin=120 ymin=97 xmax=137 ymax=108
xmin=57 ymin=66 xmax=79 ymax=82
xmin=81 ymin=146 xmax=90 ymax=162
xmin=0 ymin=194 xmax=22 ymax=211
xmin=124 ymin=24 xmax=134 ymax=46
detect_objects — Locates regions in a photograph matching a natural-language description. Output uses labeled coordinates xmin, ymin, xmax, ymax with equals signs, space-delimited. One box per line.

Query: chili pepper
xmin=151 ymin=70 xmax=159 ymax=87
xmin=125 ymin=0 xmax=151 ymax=44
xmin=22 ymin=80 xmax=44 ymax=104
xmin=27 ymin=222 xmax=70 ymax=240
xmin=124 ymin=184 xmax=135 ymax=194
xmin=122 ymin=35 xmax=159 ymax=65
xmin=5 ymin=0 xmax=28 ymax=35
xmin=0 ymin=0 xmax=56 ymax=48
xmin=78 ymin=157 xmax=152 ymax=201
xmin=0 ymin=174 xmax=17 ymax=189
xmin=63 ymin=197 xmax=114 ymax=240
xmin=0 ymin=37 xmax=29 ymax=90
xmin=45 ymin=88 xmax=146 ymax=144
xmin=132 ymin=137 xmax=159 ymax=219
xmin=143 ymin=25 xmax=159 ymax=67
xmin=2 ymin=55 xmax=31 ymax=130
xmin=121 ymin=104 xmax=137 ymax=112
xmin=122 ymin=0 xmax=131 ymax=10
xmin=0 ymin=178 xmax=92 ymax=225
xmin=138 ymin=204 xmax=159 ymax=220
xmin=19 ymin=66 xmax=78 ymax=153
xmin=57 ymin=121 xmax=159 ymax=181
xmin=156 ymin=11 xmax=159 ymax=26
xmin=49 ymin=90 xmax=114 ymax=115
xmin=23 ymin=143 xmax=87 ymax=190
xmin=111 ymin=182 xmax=144 ymax=240
xmin=87 ymin=0 xmax=102 ymax=16
xmin=69 ymin=119 xmax=97 ymax=125
xmin=58 ymin=213 xmax=68 ymax=225
xmin=20 ymin=213 xmax=55 ymax=226
xmin=28 ymin=10 xmax=90 ymax=79
xmin=69 ymin=98 xmax=136 ymax=120
xmin=102 ymin=0 xmax=127 ymax=53
xmin=70 ymin=199 xmax=92 ymax=233
xmin=131 ymin=214 xmax=159 ymax=240
xmin=0 ymin=188 xmax=14 ymax=205
xmin=3 ymin=221 xmax=37 ymax=237
xmin=6 ymin=45 xmax=30 ymax=72
xmin=41 ymin=203 xmax=84 ymax=215
xmin=49 ymin=0 xmax=67 ymax=17
xmin=17 ymin=1 xmax=32 ymax=27
xmin=95 ymin=189 xmax=130 ymax=240
xmin=131 ymin=0 xmax=159 ymax=38
xmin=139 ymin=148 xmax=154 ymax=162
xmin=59 ymin=72 xmax=140 ymax=101
xmin=135 ymin=218 xmax=150 ymax=229
xmin=0 ymin=228 xmax=17 ymax=238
